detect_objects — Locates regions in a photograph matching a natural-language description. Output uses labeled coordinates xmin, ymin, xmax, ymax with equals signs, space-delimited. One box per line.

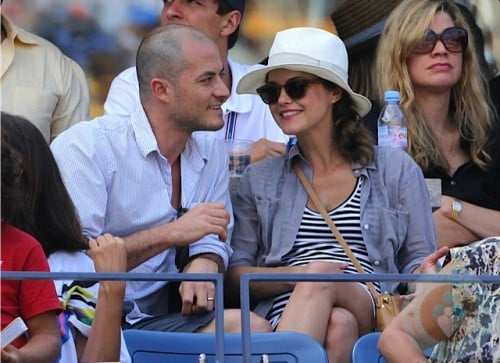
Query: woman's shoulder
xmin=373 ymin=146 xmax=420 ymax=172
xmin=246 ymin=155 xmax=288 ymax=175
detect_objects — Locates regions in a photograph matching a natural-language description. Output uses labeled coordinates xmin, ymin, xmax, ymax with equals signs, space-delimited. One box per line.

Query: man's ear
xmin=220 ymin=10 xmax=241 ymax=39
xmin=150 ymin=77 xmax=171 ymax=103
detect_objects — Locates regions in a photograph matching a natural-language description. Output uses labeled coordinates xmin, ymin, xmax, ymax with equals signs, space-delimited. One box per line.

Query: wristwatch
xmin=450 ymin=199 xmax=463 ymax=220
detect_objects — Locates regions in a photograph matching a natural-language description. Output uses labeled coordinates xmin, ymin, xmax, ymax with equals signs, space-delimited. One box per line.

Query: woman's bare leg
xmin=325 ymin=308 xmax=359 ymax=363
xmin=275 ymin=261 xmax=374 ymax=362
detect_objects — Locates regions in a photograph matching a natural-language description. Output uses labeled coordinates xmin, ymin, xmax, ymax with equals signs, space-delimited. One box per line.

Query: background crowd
xmin=3 ymin=0 xmax=498 ymax=118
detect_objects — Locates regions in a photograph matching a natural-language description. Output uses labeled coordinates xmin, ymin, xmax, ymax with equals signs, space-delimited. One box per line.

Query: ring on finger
xmin=207 ymin=297 xmax=215 ymax=301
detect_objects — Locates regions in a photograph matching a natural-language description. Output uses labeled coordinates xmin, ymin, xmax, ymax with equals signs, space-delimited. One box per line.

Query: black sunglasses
xmin=256 ymin=78 xmax=323 ymax=105
xmin=413 ymin=27 xmax=468 ymax=54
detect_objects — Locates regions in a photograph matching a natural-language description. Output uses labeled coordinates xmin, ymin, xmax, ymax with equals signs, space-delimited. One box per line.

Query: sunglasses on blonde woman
xmin=413 ymin=26 xmax=468 ymax=54
xmin=256 ymin=78 xmax=323 ymax=105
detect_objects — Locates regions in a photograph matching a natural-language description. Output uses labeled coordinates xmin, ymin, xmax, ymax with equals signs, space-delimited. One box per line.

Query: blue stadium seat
xmin=124 ymin=329 xmax=329 ymax=363
xmin=351 ymin=332 xmax=435 ymax=363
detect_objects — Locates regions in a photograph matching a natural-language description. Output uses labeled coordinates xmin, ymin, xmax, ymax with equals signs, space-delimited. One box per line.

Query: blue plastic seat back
xmin=351 ymin=332 xmax=435 ymax=363
xmin=124 ymin=330 xmax=329 ymax=363
xmin=351 ymin=332 xmax=385 ymax=363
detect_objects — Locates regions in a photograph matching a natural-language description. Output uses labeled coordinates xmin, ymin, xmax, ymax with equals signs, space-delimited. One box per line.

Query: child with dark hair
xmin=1 ymin=124 xmax=62 ymax=363
xmin=1 ymin=112 xmax=130 ymax=363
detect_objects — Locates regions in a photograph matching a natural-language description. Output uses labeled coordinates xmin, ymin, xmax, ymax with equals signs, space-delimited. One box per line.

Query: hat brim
xmin=237 ymin=64 xmax=371 ymax=117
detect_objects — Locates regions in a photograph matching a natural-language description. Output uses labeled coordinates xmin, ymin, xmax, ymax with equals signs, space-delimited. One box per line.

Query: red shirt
xmin=1 ymin=222 xmax=62 ymax=348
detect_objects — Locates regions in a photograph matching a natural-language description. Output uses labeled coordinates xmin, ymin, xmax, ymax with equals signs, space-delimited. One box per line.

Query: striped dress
xmin=266 ymin=177 xmax=380 ymax=329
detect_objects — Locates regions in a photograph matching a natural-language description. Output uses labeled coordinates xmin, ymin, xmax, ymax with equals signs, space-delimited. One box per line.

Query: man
xmin=104 ymin=0 xmax=288 ymax=162
xmin=0 ymin=2 xmax=89 ymax=142
xmin=51 ymin=25 xmax=270 ymax=333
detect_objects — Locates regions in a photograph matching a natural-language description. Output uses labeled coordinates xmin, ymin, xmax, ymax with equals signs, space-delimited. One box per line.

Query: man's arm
xmin=250 ymin=138 xmax=286 ymax=163
xmin=123 ymin=203 xmax=230 ymax=270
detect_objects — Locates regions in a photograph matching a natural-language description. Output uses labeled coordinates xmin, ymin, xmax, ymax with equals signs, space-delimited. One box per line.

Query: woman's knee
xmin=328 ymin=308 xmax=359 ymax=339
xmin=249 ymin=312 xmax=272 ymax=332
xmin=222 ymin=309 xmax=272 ymax=333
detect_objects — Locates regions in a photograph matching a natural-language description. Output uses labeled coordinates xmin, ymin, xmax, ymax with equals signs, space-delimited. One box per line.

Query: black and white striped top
xmin=266 ymin=177 xmax=380 ymax=329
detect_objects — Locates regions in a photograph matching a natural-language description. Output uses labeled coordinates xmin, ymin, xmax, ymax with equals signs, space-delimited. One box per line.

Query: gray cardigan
xmin=229 ymin=146 xmax=437 ymax=317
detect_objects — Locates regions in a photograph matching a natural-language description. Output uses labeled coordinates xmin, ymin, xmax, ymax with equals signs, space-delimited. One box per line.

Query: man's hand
xmin=172 ymin=203 xmax=230 ymax=245
xmin=250 ymin=138 xmax=286 ymax=163
xmin=179 ymin=257 xmax=219 ymax=315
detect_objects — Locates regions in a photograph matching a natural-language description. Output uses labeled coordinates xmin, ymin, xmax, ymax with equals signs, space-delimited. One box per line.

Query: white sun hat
xmin=237 ymin=27 xmax=371 ymax=117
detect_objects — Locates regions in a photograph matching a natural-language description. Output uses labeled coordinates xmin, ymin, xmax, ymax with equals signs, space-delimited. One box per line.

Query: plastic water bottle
xmin=377 ymin=91 xmax=407 ymax=151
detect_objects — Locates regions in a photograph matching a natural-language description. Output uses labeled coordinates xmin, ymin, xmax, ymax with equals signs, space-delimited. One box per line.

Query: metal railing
xmin=3 ymin=270 xmax=499 ymax=363
xmin=1 ymin=271 xmax=226 ymax=363
xmin=239 ymin=272 xmax=500 ymax=363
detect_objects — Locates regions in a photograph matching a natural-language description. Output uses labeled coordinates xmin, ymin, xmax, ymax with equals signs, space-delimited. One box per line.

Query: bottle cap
xmin=384 ymin=90 xmax=400 ymax=102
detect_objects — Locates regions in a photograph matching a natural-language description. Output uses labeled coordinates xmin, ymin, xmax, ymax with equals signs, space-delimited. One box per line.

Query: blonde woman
xmin=376 ymin=0 xmax=500 ymax=248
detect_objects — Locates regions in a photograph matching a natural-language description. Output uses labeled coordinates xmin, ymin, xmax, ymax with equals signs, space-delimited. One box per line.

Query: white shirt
xmin=104 ymin=57 xmax=288 ymax=143
xmin=48 ymin=251 xmax=131 ymax=363
xmin=51 ymin=105 xmax=233 ymax=323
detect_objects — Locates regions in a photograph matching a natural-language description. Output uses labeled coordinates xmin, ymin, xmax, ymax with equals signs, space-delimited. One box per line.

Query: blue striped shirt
xmin=51 ymin=105 xmax=233 ymax=322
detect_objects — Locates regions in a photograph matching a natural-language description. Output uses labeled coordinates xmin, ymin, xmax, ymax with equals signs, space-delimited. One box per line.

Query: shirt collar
xmin=130 ymin=104 xmax=206 ymax=172
xmin=131 ymin=104 xmax=159 ymax=157
xmin=1 ymin=14 xmax=40 ymax=46
xmin=284 ymin=142 xmax=377 ymax=177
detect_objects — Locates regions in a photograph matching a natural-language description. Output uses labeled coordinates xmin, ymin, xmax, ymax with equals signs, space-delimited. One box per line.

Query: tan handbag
xmin=293 ymin=161 xmax=402 ymax=331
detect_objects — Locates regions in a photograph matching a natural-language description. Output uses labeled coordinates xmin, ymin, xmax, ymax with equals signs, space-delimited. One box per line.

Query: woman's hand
xmin=403 ymin=246 xmax=450 ymax=301
xmin=87 ymin=233 xmax=127 ymax=275
xmin=1 ymin=345 xmax=21 ymax=363
xmin=419 ymin=246 xmax=449 ymax=274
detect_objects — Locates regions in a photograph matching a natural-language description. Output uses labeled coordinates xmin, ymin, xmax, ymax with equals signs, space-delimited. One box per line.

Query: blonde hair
xmin=376 ymin=0 xmax=494 ymax=171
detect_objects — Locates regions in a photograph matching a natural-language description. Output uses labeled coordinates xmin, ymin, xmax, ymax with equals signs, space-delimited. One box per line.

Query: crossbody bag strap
xmin=292 ymin=160 xmax=380 ymax=300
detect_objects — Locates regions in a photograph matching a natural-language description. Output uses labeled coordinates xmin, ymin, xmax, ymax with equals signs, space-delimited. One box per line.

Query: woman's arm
xmin=1 ymin=311 xmax=60 ymax=363
xmin=226 ymin=265 xmax=303 ymax=303
xmin=379 ymin=264 xmax=458 ymax=362
xmin=436 ymin=196 xmax=500 ymax=243
xmin=433 ymin=211 xmax=479 ymax=248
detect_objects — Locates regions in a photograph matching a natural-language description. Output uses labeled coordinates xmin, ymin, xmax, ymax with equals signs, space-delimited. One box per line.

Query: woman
xmin=376 ymin=0 xmax=500 ymax=248
xmin=227 ymin=27 xmax=437 ymax=363
xmin=379 ymin=237 xmax=499 ymax=362
xmin=1 ymin=112 xmax=130 ymax=363
xmin=1 ymin=126 xmax=62 ymax=363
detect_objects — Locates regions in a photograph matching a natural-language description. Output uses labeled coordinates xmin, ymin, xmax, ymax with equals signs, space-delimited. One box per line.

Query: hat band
xmin=267 ymin=53 xmax=348 ymax=82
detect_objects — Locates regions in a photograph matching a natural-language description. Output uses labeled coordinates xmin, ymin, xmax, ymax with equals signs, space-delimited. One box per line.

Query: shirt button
xmin=374 ymin=260 xmax=381 ymax=266
xmin=450 ymin=180 xmax=456 ymax=186
xmin=363 ymin=224 xmax=369 ymax=230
